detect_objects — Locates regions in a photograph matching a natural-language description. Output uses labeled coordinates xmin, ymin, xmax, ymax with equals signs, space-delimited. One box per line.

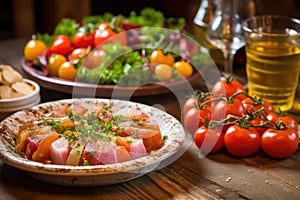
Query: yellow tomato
xmin=173 ymin=61 xmax=193 ymax=78
xmin=48 ymin=54 xmax=67 ymax=77
xmin=58 ymin=61 xmax=76 ymax=81
xmin=154 ymin=64 xmax=173 ymax=81
xmin=149 ymin=49 xmax=175 ymax=67
xmin=24 ymin=39 xmax=47 ymax=61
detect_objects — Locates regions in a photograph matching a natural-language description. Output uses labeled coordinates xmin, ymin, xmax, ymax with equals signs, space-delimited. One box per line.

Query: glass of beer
xmin=242 ymin=15 xmax=300 ymax=112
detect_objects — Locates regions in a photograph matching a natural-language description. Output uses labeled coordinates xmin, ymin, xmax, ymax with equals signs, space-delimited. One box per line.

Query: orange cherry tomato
xmin=154 ymin=64 xmax=173 ymax=81
xmin=149 ymin=49 xmax=175 ymax=67
xmin=173 ymin=61 xmax=193 ymax=78
xmin=24 ymin=39 xmax=46 ymax=61
xmin=58 ymin=61 xmax=77 ymax=81
xmin=48 ymin=54 xmax=67 ymax=77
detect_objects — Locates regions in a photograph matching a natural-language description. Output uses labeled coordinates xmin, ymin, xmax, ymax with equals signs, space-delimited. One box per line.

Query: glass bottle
xmin=192 ymin=0 xmax=224 ymax=68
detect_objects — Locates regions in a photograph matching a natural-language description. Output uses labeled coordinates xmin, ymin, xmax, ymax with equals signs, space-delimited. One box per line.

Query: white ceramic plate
xmin=0 ymin=98 xmax=186 ymax=186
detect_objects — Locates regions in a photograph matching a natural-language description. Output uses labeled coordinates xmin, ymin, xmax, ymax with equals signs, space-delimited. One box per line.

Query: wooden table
xmin=0 ymin=38 xmax=299 ymax=200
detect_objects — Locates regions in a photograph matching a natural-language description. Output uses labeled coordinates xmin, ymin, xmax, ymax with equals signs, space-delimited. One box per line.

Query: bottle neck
xmin=193 ymin=0 xmax=215 ymax=27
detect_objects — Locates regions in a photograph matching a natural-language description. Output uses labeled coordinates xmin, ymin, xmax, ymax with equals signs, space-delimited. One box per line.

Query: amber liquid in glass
xmin=246 ymin=39 xmax=300 ymax=111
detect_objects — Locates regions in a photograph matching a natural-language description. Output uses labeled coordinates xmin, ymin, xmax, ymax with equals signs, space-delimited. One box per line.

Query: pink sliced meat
xmin=50 ymin=136 xmax=70 ymax=165
xmin=97 ymin=140 xmax=118 ymax=165
xmin=129 ymin=139 xmax=147 ymax=159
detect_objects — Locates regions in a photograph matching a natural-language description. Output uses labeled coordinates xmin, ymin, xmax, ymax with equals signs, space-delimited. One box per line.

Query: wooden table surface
xmin=0 ymin=38 xmax=299 ymax=200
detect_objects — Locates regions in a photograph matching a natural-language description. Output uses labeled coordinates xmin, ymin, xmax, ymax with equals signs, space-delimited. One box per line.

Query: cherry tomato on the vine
xmin=224 ymin=125 xmax=261 ymax=157
xmin=261 ymin=128 xmax=299 ymax=159
xmin=183 ymin=97 xmax=197 ymax=115
xmin=212 ymin=98 xmax=245 ymax=121
xmin=212 ymin=77 xmax=246 ymax=100
xmin=194 ymin=125 xmax=224 ymax=154
xmin=248 ymin=116 xmax=269 ymax=136
xmin=242 ymin=97 xmax=274 ymax=114
xmin=266 ymin=112 xmax=298 ymax=131
xmin=184 ymin=107 xmax=211 ymax=135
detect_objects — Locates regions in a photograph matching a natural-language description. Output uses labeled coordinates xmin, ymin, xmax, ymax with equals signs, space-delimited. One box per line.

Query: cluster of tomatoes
xmin=183 ymin=77 xmax=299 ymax=159
xmin=149 ymin=49 xmax=193 ymax=81
xmin=23 ymin=22 xmax=125 ymax=81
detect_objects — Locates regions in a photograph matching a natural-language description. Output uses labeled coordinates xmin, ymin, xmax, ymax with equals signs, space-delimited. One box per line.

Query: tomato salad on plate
xmin=23 ymin=7 xmax=204 ymax=87
xmin=14 ymin=102 xmax=165 ymax=166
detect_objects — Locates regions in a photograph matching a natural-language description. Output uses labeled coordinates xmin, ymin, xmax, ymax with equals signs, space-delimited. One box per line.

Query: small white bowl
xmin=0 ymin=79 xmax=40 ymax=119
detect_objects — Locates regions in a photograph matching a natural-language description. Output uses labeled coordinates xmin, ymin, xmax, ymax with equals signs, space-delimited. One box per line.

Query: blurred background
xmin=2 ymin=0 xmax=300 ymax=39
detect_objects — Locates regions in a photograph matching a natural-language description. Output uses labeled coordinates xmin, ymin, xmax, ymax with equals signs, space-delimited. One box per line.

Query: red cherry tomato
xmin=261 ymin=128 xmax=299 ymax=159
xmin=266 ymin=112 xmax=298 ymax=131
xmin=248 ymin=116 xmax=269 ymax=136
xmin=184 ymin=107 xmax=211 ymax=135
xmin=183 ymin=97 xmax=197 ymax=115
xmin=212 ymin=77 xmax=246 ymax=100
xmin=224 ymin=125 xmax=261 ymax=157
xmin=94 ymin=28 xmax=117 ymax=46
xmin=280 ymin=116 xmax=298 ymax=131
xmin=242 ymin=97 xmax=274 ymax=114
xmin=212 ymin=99 xmax=245 ymax=121
xmin=73 ymin=30 xmax=95 ymax=48
xmin=48 ymin=35 xmax=72 ymax=56
xmin=194 ymin=125 xmax=224 ymax=154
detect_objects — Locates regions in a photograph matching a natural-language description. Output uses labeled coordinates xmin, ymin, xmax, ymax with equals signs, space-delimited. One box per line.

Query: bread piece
xmin=1 ymin=67 xmax=23 ymax=86
xmin=11 ymin=81 xmax=34 ymax=95
xmin=0 ymin=85 xmax=13 ymax=99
